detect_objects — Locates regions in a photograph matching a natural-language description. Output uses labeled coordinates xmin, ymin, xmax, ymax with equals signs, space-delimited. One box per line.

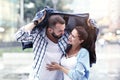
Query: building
xmin=108 ymin=0 xmax=120 ymax=31
xmin=0 ymin=0 xmax=19 ymax=42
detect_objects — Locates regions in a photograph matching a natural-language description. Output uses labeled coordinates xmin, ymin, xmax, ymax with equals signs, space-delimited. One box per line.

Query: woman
xmin=46 ymin=26 xmax=93 ymax=80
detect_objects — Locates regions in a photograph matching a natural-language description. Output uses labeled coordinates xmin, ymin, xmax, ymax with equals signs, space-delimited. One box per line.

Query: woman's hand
xmin=46 ymin=62 xmax=62 ymax=71
xmin=47 ymin=62 xmax=70 ymax=75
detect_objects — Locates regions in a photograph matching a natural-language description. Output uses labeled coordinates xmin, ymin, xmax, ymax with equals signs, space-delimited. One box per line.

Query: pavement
xmin=90 ymin=43 xmax=120 ymax=80
xmin=0 ymin=43 xmax=120 ymax=80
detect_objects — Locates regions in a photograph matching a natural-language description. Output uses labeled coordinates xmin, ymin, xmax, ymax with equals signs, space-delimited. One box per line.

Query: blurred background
xmin=0 ymin=0 xmax=120 ymax=80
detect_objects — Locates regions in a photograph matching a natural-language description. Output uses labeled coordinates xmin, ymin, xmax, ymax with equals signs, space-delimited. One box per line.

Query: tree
xmin=24 ymin=0 xmax=51 ymax=22
xmin=23 ymin=0 xmax=73 ymax=22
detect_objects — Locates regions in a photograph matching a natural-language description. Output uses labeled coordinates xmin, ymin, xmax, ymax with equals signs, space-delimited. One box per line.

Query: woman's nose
xmin=68 ymin=35 xmax=72 ymax=39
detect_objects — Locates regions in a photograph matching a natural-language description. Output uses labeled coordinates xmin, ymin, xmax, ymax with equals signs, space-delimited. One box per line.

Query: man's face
xmin=51 ymin=23 xmax=65 ymax=39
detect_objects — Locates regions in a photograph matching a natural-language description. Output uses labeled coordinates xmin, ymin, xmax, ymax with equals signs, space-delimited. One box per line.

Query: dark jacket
xmin=22 ymin=7 xmax=98 ymax=50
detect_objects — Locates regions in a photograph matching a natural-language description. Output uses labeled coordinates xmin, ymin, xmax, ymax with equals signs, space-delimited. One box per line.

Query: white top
xmin=61 ymin=55 xmax=77 ymax=80
xmin=38 ymin=37 xmax=62 ymax=80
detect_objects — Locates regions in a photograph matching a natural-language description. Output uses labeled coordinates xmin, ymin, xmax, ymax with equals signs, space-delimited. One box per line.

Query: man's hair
xmin=48 ymin=15 xmax=65 ymax=28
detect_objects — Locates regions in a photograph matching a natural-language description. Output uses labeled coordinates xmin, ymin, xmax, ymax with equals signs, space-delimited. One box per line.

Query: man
xmin=15 ymin=10 xmax=69 ymax=80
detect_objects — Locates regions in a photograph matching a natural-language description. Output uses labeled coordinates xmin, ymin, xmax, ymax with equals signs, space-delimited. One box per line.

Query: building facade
xmin=0 ymin=0 xmax=19 ymax=42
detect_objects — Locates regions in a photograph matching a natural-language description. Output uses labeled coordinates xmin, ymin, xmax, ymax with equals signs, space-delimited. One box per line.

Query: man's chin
xmin=55 ymin=36 xmax=62 ymax=39
xmin=52 ymin=34 xmax=62 ymax=39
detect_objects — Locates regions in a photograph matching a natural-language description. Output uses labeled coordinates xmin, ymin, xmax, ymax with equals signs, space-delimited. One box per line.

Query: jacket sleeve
xmin=15 ymin=27 xmax=37 ymax=42
xmin=67 ymin=48 xmax=90 ymax=80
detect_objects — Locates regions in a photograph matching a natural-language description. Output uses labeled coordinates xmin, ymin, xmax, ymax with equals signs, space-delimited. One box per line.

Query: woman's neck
xmin=66 ymin=45 xmax=81 ymax=58
xmin=71 ymin=45 xmax=81 ymax=51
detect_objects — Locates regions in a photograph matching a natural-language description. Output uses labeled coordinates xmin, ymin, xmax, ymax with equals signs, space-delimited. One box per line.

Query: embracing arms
xmin=46 ymin=48 xmax=90 ymax=80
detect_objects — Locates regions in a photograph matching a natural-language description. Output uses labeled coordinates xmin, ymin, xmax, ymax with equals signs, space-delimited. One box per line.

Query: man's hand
xmin=32 ymin=9 xmax=46 ymax=24
xmin=22 ymin=9 xmax=46 ymax=32
xmin=38 ymin=11 xmax=46 ymax=24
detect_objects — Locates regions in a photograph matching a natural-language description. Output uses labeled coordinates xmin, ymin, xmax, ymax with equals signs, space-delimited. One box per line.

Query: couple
xmin=15 ymin=9 xmax=97 ymax=80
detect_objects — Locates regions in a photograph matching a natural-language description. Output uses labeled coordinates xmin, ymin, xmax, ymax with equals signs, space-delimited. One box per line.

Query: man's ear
xmin=48 ymin=28 xmax=53 ymax=33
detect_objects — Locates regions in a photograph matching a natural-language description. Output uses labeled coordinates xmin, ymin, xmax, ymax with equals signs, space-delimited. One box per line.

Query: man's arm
xmin=22 ymin=22 xmax=36 ymax=32
xmin=15 ymin=10 xmax=46 ymax=42
xmin=22 ymin=11 xmax=46 ymax=32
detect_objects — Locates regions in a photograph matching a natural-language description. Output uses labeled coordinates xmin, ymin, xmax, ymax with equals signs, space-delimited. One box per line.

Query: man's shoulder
xmin=64 ymin=31 xmax=70 ymax=37
xmin=32 ymin=27 xmax=46 ymax=37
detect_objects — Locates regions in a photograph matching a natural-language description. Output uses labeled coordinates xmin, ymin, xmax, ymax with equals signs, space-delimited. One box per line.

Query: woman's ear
xmin=48 ymin=28 xmax=53 ymax=33
xmin=80 ymin=39 xmax=84 ymax=44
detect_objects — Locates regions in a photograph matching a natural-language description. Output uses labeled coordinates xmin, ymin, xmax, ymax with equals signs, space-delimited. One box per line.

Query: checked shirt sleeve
xmin=15 ymin=27 xmax=37 ymax=42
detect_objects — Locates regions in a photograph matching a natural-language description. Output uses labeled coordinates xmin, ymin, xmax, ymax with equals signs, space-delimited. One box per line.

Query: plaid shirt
xmin=15 ymin=27 xmax=69 ymax=80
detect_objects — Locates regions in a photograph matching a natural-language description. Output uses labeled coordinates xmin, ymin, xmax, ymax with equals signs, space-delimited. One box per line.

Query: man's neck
xmin=46 ymin=29 xmax=58 ymax=43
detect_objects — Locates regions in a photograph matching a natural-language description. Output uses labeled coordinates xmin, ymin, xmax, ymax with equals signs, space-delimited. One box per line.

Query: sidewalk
xmin=0 ymin=53 xmax=33 ymax=80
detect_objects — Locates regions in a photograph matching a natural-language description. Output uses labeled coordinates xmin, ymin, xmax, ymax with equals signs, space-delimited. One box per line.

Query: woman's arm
xmin=67 ymin=49 xmax=90 ymax=79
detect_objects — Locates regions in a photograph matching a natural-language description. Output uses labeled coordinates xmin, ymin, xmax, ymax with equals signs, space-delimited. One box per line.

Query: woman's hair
xmin=75 ymin=20 xmax=99 ymax=67
xmin=82 ymin=19 xmax=99 ymax=67
xmin=74 ymin=26 xmax=88 ymax=42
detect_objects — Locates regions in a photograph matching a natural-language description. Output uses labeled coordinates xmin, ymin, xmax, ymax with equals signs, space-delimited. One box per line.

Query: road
xmin=90 ymin=43 xmax=120 ymax=80
xmin=0 ymin=43 xmax=120 ymax=80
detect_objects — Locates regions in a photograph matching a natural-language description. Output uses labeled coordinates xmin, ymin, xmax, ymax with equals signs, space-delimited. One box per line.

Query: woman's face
xmin=68 ymin=29 xmax=81 ymax=46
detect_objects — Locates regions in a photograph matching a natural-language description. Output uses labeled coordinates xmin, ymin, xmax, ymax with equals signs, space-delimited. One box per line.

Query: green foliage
xmin=24 ymin=0 xmax=52 ymax=21
xmin=24 ymin=0 xmax=73 ymax=21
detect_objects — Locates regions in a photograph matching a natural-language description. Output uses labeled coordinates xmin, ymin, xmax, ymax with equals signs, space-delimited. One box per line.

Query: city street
xmin=0 ymin=43 xmax=120 ymax=80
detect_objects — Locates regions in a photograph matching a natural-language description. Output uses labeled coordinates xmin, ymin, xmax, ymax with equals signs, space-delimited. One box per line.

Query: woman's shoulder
xmin=80 ymin=48 xmax=89 ymax=52
xmin=77 ymin=48 xmax=89 ymax=58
